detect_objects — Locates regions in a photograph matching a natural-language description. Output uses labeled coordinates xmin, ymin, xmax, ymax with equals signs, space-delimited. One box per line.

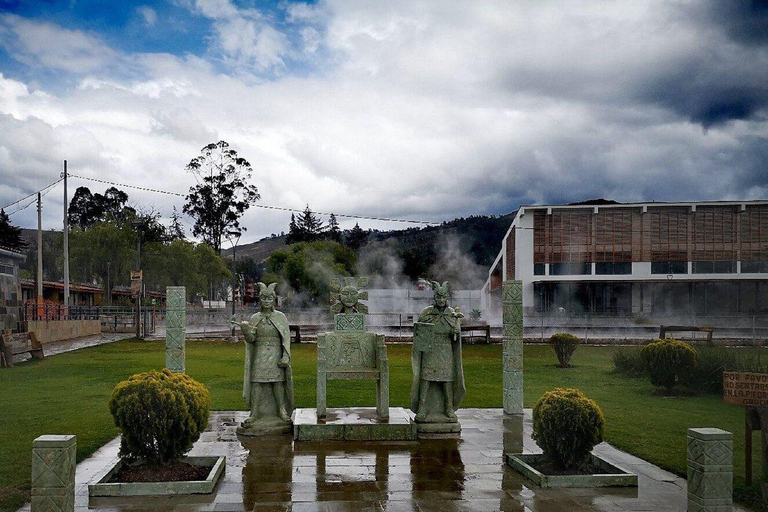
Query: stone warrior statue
xmin=230 ymin=283 xmax=294 ymax=434
xmin=410 ymin=281 xmax=466 ymax=424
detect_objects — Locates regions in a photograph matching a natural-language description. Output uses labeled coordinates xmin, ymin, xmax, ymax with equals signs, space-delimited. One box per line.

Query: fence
xmin=22 ymin=302 xmax=100 ymax=322
xmin=524 ymin=313 xmax=768 ymax=345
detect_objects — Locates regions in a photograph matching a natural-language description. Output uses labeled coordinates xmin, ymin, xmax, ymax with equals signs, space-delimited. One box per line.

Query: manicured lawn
xmin=0 ymin=339 xmax=762 ymax=512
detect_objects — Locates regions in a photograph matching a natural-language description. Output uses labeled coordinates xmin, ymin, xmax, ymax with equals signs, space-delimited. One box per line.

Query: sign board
xmin=723 ymin=371 xmax=768 ymax=407
xmin=130 ymin=270 xmax=143 ymax=297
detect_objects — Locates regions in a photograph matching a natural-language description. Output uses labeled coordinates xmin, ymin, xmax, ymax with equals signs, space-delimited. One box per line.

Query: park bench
xmin=0 ymin=331 xmax=44 ymax=367
xmin=290 ymin=325 xmax=302 ymax=343
xmin=317 ymin=314 xmax=389 ymax=418
xmin=659 ymin=325 xmax=714 ymax=343
xmin=461 ymin=324 xmax=491 ymax=344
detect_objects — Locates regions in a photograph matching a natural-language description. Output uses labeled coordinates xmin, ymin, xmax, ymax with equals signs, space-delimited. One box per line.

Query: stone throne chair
xmin=317 ymin=277 xmax=389 ymax=419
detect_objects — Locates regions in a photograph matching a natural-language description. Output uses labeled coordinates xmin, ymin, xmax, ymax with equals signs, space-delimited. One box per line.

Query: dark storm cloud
xmin=699 ymin=0 xmax=768 ymax=46
xmin=637 ymin=1 xmax=768 ymax=127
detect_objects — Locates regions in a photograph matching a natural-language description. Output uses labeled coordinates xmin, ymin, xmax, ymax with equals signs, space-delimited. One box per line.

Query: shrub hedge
xmin=640 ymin=338 xmax=697 ymax=394
xmin=532 ymin=388 xmax=605 ymax=470
xmin=549 ymin=332 xmax=581 ymax=368
xmin=109 ymin=369 xmax=211 ymax=464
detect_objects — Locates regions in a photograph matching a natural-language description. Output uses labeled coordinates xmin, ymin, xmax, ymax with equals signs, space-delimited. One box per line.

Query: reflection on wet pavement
xmin=30 ymin=409 xmax=747 ymax=512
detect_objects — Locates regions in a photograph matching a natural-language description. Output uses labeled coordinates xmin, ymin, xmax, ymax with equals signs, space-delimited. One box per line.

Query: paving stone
xmin=24 ymin=409 xmax=753 ymax=512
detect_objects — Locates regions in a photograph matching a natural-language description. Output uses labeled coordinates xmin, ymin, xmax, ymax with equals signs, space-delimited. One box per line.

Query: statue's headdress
xmin=431 ymin=281 xmax=450 ymax=295
xmin=257 ymin=282 xmax=277 ymax=295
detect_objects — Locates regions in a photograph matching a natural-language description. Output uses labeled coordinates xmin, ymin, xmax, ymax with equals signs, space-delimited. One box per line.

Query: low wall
xmin=24 ymin=320 xmax=101 ymax=344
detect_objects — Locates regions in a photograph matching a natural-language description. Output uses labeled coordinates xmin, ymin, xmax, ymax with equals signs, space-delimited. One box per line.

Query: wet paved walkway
xmin=42 ymin=332 xmax=133 ymax=357
xmin=18 ymin=409 xmax=747 ymax=512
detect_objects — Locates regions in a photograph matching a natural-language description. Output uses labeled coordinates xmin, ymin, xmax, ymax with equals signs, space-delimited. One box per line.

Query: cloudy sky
xmin=0 ymin=0 xmax=766 ymax=243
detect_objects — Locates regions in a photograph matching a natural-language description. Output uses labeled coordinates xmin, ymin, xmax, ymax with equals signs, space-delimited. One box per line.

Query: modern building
xmin=0 ymin=246 xmax=26 ymax=331
xmin=482 ymin=200 xmax=768 ymax=317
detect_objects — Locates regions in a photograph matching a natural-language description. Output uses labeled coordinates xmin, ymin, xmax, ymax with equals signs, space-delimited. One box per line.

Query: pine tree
xmin=346 ymin=222 xmax=368 ymax=252
xmin=168 ymin=207 xmax=186 ymax=241
xmin=286 ymin=213 xmax=302 ymax=244
xmin=0 ymin=209 xmax=26 ymax=251
xmin=326 ymin=213 xmax=342 ymax=243
xmin=297 ymin=205 xmax=324 ymax=242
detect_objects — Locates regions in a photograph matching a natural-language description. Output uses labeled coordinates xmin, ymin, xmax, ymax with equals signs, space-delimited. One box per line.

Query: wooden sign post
xmin=723 ymin=371 xmax=768 ymax=486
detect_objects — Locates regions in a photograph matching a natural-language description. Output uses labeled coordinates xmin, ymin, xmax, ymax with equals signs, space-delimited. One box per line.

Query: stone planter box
xmin=506 ymin=453 xmax=637 ymax=488
xmin=88 ymin=456 xmax=225 ymax=497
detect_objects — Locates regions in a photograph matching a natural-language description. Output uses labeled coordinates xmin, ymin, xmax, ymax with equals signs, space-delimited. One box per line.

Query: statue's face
xmin=259 ymin=292 xmax=275 ymax=310
xmin=434 ymin=291 xmax=448 ymax=307
xmin=340 ymin=286 xmax=359 ymax=307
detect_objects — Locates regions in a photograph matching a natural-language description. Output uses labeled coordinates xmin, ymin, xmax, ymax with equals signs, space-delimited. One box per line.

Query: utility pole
xmin=228 ymin=231 xmax=240 ymax=342
xmin=62 ymin=160 xmax=70 ymax=308
xmin=132 ymin=220 xmax=143 ymax=340
xmin=36 ymin=193 xmax=43 ymax=318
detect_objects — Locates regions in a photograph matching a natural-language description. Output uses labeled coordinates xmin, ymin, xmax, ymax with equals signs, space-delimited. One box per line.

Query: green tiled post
xmin=165 ymin=286 xmax=186 ymax=373
xmin=31 ymin=435 xmax=76 ymax=512
xmin=502 ymin=280 xmax=523 ymax=415
xmin=687 ymin=428 xmax=733 ymax=512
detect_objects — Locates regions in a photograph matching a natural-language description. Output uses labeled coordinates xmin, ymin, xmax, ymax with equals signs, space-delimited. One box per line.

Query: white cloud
xmin=0 ymin=1 xmax=766 ymax=242
xmin=193 ymin=0 xmax=239 ymax=20
xmin=215 ymin=18 xmax=289 ymax=71
xmin=0 ymin=14 xmax=118 ymax=74
xmin=136 ymin=6 xmax=158 ymax=27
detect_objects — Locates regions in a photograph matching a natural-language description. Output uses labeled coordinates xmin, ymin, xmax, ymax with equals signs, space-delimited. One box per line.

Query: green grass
xmin=0 ymin=340 xmax=763 ymax=511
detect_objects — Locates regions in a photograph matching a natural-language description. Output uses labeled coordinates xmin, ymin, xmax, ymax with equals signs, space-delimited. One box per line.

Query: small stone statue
xmin=410 ymin=281 xmax=465 ymax=426
xmin=329 ymin=277 xmax=369 ymax=314
xmin=230 ymin=282 xmax=294 ymax=435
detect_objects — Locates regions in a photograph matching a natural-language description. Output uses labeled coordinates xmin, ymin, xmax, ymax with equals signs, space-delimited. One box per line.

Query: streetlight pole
xmin=132 ymin=220 xmax=143 ymax=340
xmin=227 ymin=231 xmax=241 ymax=343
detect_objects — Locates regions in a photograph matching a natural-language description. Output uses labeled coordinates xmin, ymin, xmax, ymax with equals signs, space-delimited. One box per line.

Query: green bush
xmin=640 ymin=338 xmax=697 ymax=394
xmin=109 ymin=369 xmax=211 ymax=464
xmin=612 ymin=347 xmax=646 ymax=376
xmin=532 ymin=388 xmax=605 ymax=470
xmin=549 ymin=332 xmax=581 ymax=367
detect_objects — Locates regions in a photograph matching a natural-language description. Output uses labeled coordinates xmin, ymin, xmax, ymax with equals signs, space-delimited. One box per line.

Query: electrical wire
xmin=2 ymin=178 xmax=64 ymax=214
xmin=67 ymin=173 xmax=438 ymax=225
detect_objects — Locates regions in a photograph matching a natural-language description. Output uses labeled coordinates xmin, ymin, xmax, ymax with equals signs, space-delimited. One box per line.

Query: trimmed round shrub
xmin=532 ymin=388 xmax=605 ymax=470
xmin=640 ymin=338 xmax=697 ymax=394
xmin=109 ymin=369 xmax=211 ymax=464
xmin=549 ymin=332 xmax=581 ymax=367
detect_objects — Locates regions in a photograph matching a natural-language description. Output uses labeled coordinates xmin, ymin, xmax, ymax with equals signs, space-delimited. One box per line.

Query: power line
xmin=67 ymin=173 xmax=438 ymax=225
xmin=2 ymin=178 xmax=64 ymax=214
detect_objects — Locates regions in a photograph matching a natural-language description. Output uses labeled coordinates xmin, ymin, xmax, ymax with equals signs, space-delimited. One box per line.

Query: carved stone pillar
xmin=165 ymin=286 xmax=186 ymax=373
xmin=502 ymin=280 xmax=523 ymax=415
xmin=687 ymin=427 xmax=733 ymax=512
xmin=31 ymin=434 xmax=76 ymax=512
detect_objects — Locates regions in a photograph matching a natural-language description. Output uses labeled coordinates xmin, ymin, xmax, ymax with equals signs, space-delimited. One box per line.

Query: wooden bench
xmin=0 ymin=332 xmax=44 ymax=367
xmin=461 ymin=324 xmax=491 ymax=344
xmin=659 ymin=325 xmax=714 ymax=343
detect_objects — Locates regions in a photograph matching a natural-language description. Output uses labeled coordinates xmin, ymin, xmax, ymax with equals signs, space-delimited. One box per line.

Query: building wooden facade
xmin=483 ymin=201 xmax=768 ymax=317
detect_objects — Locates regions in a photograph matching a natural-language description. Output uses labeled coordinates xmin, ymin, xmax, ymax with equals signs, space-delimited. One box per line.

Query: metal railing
xmin=23 ymin=302 xmax=100 ymax=322
xmin=522 ymin=313 xmax=768 ymax=344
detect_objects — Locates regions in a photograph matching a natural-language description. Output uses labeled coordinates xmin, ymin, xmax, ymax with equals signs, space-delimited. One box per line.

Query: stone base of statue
xmin=415 ymin=419 xmax=462 ymax=439
xmin=293 ymin=407 xmax=417 ymax=441
xmin=237 ymin=415 xmax=292 ymax=436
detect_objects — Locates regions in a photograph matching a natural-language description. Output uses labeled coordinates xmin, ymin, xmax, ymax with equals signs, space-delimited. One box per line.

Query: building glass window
xmin=595 ymin=262 xmax=631 ymax=275
xmin=692 ymin=261 xmax=736 ymax=274
xmin=534 ymin=263 xmax=545 ymax=276
xmin=0 ymin=264 xmax=13 ymax=275
xmin=651 ymin=261 xmax=688 ymax=274
xmin=550 ymin=262 xmax=591 ymax=275
xmin=742 ymin=261 xmax=768 ymax=273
